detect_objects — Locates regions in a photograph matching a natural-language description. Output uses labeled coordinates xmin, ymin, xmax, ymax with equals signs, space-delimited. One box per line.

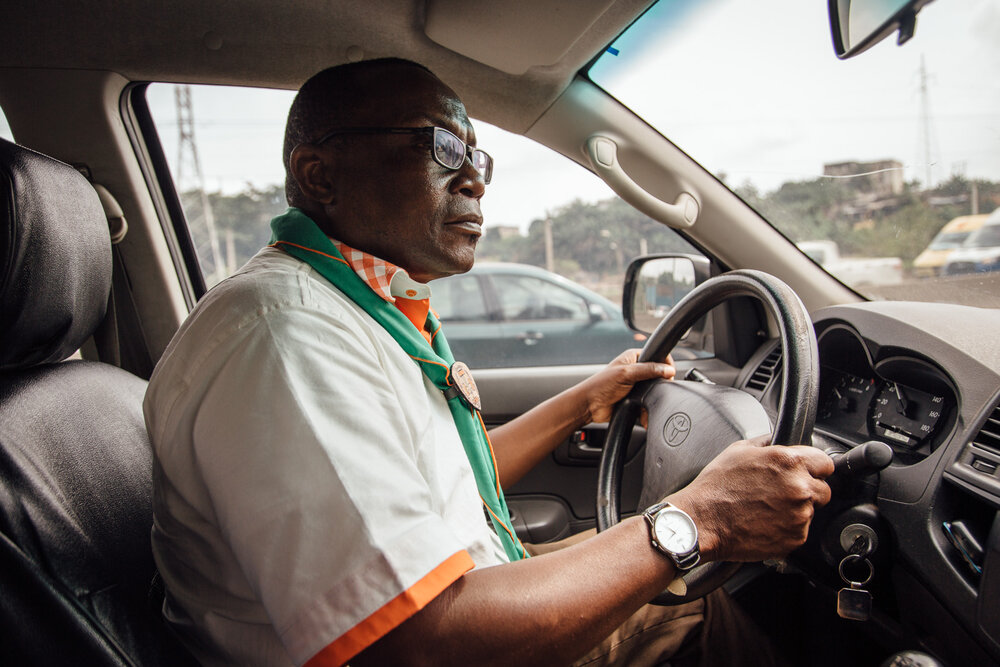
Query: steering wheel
xmin=596 ymin=270 xmax=819 ymax=605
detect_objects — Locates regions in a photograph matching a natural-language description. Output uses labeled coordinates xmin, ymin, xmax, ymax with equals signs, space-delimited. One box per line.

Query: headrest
xmin=0 ymin=138 xmax=112 ymax=370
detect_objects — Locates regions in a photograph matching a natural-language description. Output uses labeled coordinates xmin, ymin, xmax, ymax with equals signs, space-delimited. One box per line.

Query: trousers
xmin=526 ymin=531 xmax=785 ymax=667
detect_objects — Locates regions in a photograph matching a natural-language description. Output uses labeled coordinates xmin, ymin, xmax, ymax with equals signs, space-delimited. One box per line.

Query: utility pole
xmin=544 ymin=216 xmax=555 ymax=273
xmin=917 ymin=55 xmax=934 ymax=190
xmin=175 ymin=85 xmax=224 ymax=283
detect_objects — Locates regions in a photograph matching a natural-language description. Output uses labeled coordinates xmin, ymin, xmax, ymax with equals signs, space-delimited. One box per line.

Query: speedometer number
xmin=868 ymin=381 xmax=944 ymax=449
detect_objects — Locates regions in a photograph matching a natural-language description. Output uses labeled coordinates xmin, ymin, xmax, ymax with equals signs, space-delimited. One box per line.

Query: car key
xmin=837 ymin=553 xmax=874 ymax=621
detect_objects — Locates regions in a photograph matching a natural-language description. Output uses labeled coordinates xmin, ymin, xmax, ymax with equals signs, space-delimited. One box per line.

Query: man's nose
xmin=451 ymin=156 xmax=487 ymax=199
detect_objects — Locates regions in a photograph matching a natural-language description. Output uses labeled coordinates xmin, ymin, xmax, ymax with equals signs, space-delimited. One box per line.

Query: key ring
xmin=838 ymin=553 xmax=873 ymax=587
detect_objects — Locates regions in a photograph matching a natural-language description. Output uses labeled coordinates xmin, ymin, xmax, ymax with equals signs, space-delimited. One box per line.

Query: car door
xmin=428 ymin=272 xmax=507 ymax=368
xmin=487 ymin=271 xmax=610 ymax=367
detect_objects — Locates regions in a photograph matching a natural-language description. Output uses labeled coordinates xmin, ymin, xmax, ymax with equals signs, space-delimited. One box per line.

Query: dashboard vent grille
xmin=971 ymin=403 xmax=1000 ymax=456
xmin=746 ymin=345 xmax=782 ymax=393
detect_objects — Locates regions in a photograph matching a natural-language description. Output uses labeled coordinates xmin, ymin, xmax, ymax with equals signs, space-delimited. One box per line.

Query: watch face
xmin=653 ymin=509 xmax=698 ymax=554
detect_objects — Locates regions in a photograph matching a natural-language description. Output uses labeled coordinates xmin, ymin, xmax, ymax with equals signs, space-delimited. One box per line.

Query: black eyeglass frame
xmin=311 ymin=125 xmax=493 ymax=184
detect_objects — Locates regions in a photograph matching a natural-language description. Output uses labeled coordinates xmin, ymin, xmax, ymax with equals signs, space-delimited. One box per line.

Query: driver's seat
xmin=0 ymin=138 xmax=195 ymax=665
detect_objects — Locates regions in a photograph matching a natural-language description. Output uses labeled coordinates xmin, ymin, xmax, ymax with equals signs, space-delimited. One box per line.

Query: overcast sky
xmin=591 ymin=0 xmax=1000 ymax=192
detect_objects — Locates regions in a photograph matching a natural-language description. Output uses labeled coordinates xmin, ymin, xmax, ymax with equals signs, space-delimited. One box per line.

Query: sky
xmin=591 ymin=0 xmax=1000 ymax=194
xmin=8 ymin=0 xmax=993 ymax=231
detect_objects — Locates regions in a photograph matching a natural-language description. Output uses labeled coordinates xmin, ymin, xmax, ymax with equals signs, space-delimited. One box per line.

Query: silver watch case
xmin=643 ymin=501 xmax=701 ymax=570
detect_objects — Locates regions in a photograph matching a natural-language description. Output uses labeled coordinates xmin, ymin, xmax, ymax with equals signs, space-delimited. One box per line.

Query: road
xmin=864 ymin=273 xmax=1000 ymax=309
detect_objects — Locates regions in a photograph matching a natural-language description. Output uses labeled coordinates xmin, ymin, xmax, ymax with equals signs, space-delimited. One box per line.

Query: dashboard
xmin=815 ymin=324 xmax=957 ymax=464
xmin=741 ymin=300 xmax=1000 ymax=666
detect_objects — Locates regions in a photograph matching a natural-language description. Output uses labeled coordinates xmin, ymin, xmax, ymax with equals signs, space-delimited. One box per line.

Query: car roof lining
xmin=0 ymin=0 xmax=652 ymax=136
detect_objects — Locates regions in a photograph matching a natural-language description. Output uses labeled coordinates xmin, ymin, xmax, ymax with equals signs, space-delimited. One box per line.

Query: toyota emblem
xmin=663 ymin=413 xmax=692 ymax=447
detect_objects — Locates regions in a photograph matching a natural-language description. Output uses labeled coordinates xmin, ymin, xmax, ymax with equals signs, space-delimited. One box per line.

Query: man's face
xmin=317 ymin=68 xmax=486 ymax=283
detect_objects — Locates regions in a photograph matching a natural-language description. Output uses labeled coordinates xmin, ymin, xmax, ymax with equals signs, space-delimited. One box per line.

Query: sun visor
xmin=424 ymin=0 xmax=615 ymax=75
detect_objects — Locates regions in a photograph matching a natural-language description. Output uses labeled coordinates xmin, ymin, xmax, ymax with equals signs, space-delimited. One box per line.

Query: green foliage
xmin=737 ymin=175 xmax=997 ymax=265
xmin=181 ymin=175 xmax=999 ymax=285
xmin=477 ymin=197 xmax=697 ymax=278
xmin=741 ymin=178 xmax=853 ymax=245
xmin=180 ymin=184 xmax=286 ymax=278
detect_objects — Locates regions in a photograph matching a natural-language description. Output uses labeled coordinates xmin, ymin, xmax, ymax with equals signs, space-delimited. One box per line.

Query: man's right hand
xmin=667 ymin=434 xmax=835 ymax=563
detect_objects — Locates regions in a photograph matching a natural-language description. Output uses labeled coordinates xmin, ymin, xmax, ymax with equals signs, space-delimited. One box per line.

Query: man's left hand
xmin=581 ymin=349 xmax=675 ymax=424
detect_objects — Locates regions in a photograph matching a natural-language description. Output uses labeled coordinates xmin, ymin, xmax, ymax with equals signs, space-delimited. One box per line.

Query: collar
xmin=330 ymin=239 xmax=432 ymax=339
xmin=330 ymin=240 xmax=432 ymax=304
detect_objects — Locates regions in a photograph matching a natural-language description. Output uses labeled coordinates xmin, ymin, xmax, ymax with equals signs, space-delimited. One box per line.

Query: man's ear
xmin=289 ymin=144 xmax=336 ymax=205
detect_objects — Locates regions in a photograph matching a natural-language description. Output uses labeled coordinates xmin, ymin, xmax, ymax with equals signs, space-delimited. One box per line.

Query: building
xmin=824 ymin=159 xmax=904 ymax=198
xmin=491 ymin=224 xmax=522 ymax=240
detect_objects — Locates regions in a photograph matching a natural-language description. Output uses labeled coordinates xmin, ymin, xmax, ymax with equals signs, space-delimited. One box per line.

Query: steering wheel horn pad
xmin=636 ymin=381 xmax=772 ymax=510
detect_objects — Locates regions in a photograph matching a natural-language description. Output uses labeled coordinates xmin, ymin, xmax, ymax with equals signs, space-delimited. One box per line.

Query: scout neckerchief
xmin=269 ymin=208 xmax=527 ymax=561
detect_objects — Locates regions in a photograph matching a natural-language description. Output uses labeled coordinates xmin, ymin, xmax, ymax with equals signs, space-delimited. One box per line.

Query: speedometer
xmin=868 ymin=381 xmax=946 ymax=449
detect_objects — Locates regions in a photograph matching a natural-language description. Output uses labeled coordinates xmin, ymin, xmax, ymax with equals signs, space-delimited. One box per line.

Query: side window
xmin=0 ymin=104 xmax=14 ymax=142
xmin=146 ymin=84 xmax=293 ymax=287
xmin=496 ymin=275 xmax=588 ymax=322
xmin=432 ymin=275 xmax=488 ymax=321
xmin=144 ymin=82 xmax=707 ymax=369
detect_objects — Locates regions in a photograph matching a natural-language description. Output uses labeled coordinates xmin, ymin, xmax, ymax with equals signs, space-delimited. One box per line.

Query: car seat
xmin=0 ymin=138 xmax=196 ymax=665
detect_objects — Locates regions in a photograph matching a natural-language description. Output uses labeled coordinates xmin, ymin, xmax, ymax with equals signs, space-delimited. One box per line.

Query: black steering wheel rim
xmin=596 ymin=269 xmax=819 ymax=604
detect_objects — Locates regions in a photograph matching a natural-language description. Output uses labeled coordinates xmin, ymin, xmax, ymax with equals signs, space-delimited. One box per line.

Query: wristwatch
xmin=643 ymin=501 xmax=701 ymax=570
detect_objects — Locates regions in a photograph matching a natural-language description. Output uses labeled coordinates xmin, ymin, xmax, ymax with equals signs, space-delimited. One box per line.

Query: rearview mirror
xmin=623 ymin=255 xmax=711 ymax=335
xmin=829 ymin=0 xmax=934 ymax=59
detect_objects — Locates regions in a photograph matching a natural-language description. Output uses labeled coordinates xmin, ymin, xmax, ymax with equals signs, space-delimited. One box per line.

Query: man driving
xmin=144 ymin=58 xmax=834 ymax=666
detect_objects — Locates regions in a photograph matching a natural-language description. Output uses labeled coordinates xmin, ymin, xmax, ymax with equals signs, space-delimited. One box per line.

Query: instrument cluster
xmin=815 ymin=324 xmax=957 ymax=462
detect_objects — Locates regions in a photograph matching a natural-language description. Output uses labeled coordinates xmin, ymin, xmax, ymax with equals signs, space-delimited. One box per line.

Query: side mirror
xmin=829 ymin=0 xmax=934 ymax=59
xmin=622 ymin=254 xmax=711 ymax=335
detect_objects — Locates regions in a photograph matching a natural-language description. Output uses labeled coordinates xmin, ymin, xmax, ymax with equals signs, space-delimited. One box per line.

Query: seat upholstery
xmin=0 ymin=138 xmax=195 ymax=666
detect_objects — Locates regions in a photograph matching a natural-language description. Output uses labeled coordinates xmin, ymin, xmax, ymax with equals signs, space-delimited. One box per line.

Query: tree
xmin=477 ymin=197 xmax=697 ymax=281
xmin=181 ymin=184 xmax=286 ymax=279
xmin=180 ymin=175 xmax=1000 ymax=286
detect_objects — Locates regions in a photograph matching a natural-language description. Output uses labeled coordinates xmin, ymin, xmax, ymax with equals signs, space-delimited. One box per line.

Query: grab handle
xmin=586 ymin=134 xmax=699 ymax=229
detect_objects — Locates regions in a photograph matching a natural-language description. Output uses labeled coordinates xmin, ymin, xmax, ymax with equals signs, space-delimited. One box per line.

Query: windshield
xmin=928 ymin=232 xmax=970 ymax=251
xmin=966 ymin=224 xmax=1000 ymax=249
xmin=589 ymin=0 xmax=1000 ymax=307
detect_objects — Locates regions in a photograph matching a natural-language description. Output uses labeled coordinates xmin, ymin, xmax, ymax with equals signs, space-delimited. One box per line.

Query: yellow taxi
xmin=913 ymin=213 xmax=988 ymax=278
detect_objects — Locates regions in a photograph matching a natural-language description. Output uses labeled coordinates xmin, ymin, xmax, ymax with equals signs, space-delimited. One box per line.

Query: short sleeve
xmin=190 ymin=302 xmax=474 ymax=665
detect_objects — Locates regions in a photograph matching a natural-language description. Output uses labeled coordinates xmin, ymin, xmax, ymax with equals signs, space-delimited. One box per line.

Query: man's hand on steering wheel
xmin=579 ymin=349 xmax=675 ymax=425
xmin=667 ymin=434 xmax=835 ymax=563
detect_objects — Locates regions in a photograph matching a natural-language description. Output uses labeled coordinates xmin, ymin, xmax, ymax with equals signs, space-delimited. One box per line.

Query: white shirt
xmin=145 ymin=246 xmax=507 ymax=667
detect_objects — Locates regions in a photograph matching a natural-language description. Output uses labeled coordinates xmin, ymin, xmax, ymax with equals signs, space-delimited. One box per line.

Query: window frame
xmin=126 ymin=83 xmax=207 ymax=306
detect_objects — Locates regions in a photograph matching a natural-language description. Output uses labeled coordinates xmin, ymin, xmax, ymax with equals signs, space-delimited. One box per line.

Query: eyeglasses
xmin=312 ymin=126 xmax=493 ymax=184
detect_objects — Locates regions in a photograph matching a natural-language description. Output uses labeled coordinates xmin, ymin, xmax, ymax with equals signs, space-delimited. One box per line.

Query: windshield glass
xmin=967 ymin=224 xmax=1000 ymax=249
xmin=929 ymin=233 xmax=969 ymax=251
xmin=589 ymin=0 xmax=1000 ymax=307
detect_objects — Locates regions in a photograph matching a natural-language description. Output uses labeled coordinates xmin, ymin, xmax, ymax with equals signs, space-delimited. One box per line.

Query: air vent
xmin=746 ymin=345 xmax=782 ymax=394
xmin=971 ymin=403 xmax=1000 ymax=456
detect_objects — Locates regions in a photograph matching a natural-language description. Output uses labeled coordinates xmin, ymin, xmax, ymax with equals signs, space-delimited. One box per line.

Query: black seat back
xmin=0 ymin=138 xmax=195 ymax=666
